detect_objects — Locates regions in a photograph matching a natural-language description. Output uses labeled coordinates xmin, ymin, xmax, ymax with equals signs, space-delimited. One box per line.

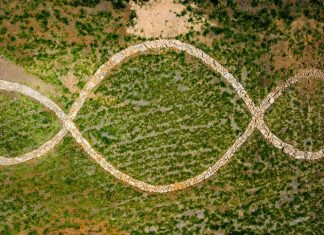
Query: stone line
xmin=257 ymin=68 xmax=324 ymax=160
xmin=0 ymin=40 xmax=323 ymax=193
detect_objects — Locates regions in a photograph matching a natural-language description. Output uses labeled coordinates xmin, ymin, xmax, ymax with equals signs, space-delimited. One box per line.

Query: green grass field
xmin=75 ymin=51 xmax=251 ymax=184
xmin=265 ymin=77 xmax=324 ymax=152
xmin=0 ymin=132 xmax=322 ymax=234
xmin=0 ymin=91 xmax=61 ymax=157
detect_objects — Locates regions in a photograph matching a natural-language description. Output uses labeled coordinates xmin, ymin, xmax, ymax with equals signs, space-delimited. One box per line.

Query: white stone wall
xmin=0 ymin=40 xmax=322 ymax=193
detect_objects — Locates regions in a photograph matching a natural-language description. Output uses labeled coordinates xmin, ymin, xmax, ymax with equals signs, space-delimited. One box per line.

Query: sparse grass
xmin=181 ymin=0 xmax=323 ymax=105
xmin=0 ymin=0 xmax=137 ymax=110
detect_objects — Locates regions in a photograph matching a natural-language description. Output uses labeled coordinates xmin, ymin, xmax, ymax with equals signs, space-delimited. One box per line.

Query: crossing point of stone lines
xmin=0 ymin=40 xmax=323 ymax=193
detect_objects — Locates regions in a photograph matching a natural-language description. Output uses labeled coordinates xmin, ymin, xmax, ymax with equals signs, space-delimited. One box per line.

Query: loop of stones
xmin=0 ymin=40 xmax=323 ymax=193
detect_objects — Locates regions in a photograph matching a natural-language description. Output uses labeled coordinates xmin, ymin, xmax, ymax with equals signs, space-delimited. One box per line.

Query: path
xmin=0 ymin=56 xmax=58 ymax=98
xmin=0 ymin=40 xmax=323 ymax=193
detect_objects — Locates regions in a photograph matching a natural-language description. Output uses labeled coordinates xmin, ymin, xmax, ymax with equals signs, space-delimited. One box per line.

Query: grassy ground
xmin=0 ymin=0 xmax=138 ymax=110
xmin=75 ymin=51 xmax=251 ymax=184
xmin=0 ymin=0 xmax=323 ymax=234
xmin=265 ymin=77 xmax=324 ymax=152
xmin=0 ymin=132 xmax=322 ymax=234
xmin=0 ymin=1 xmax=322 ymax=109
xmin=0 ymin=91 xmax=61 ymax=157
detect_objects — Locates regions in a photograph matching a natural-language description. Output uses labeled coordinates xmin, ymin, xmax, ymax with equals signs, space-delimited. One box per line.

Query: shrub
xmin=75 ymin=21 xmax=94 ymax=35
xmin=68 ymin=0 xmax=101 ymax=7
xmin=35 ymin=10 xmax=50 ymax=30
xmin=211 ymin=26 xmax=224 ymax=35
xmin=111 ymin=0 xmax=126 ymax=9
xmin=129 ymin=10 xmax=137 ymax=26
xmin=54 ymin=9 xmax=69 ymax=25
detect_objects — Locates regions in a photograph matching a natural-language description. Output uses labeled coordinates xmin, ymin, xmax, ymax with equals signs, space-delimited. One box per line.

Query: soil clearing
xmin=0 ymin=56 xmax=57 ymax=98
xmin=126 ymin=0 xmax=201 ymax=38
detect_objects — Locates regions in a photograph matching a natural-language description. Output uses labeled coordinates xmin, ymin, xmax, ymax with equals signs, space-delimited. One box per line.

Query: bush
xmin=75 ymin=21 xmax=94 ymax=35
xmin=211 ymin=26 xmax=224 ymax=34
xmin=54 ymin=9 xmax=69 ymax=25
xmin=68 ymin=0 xmax=101 ymax=7
xmin=35 ymin=10 xmax=50 ymax=30
xmin=129 ymin=10 xmax=137 ymax=26
xmin=0 ymin=27 xmax=7 ymax=35
xmin=111 ymin=0 xmax=126 ymax=9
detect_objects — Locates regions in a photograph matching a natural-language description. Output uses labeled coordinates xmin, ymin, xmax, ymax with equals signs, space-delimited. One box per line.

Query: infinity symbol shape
xmin=0 ymin=40 xmax=323 ymax=193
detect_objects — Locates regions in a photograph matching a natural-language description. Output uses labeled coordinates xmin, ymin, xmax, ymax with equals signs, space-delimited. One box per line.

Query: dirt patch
xmin=271 ymin=17 xmax=323 ymax=71
xmin=291 ymin=16 xmax=318 ymax=33
xmin=271 ymin=40 xmax=295 ymax=71
xmin=126 ymin=0 xmax=201 ymax=38
xmin=60 ymin=71 xmax=81 ymax=93
xmin=296 ymin=76 xmax=323 ymax=105
xmin=47 ymin=219 xmax=128 ymax=235
xmin=0 ymin=56 xmax=58 ymax=98
xmin=18 ymin=218 xmax=128 ymax=235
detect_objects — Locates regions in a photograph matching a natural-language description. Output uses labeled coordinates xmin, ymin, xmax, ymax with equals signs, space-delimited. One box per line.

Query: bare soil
xmin=126 ymin=0 xmax=201 ymax=38
xmin=0 ymin=56 xmax=58 ymax=98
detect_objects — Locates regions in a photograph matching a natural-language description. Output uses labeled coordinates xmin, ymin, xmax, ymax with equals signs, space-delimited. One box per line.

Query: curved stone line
xmin=257 ymin=68 xmax=324 ymax=160
xmin=0 ymin=80 xmax=69 ymax=165
xmin=0 ymin=40 xmax=322 ymax=193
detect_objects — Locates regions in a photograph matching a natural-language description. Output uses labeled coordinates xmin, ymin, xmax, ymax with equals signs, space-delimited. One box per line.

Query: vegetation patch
xmin=265 ymin=77 xmax=324 ymax=152
xmin=0 ymin=91 xmax=61 ymax=157
xmin=0 ymin=0 xmax=323 ymax=233
xmin=0 ymin=132 xmax=322 ymax=234
xmin=76 ymin=50 xmax=251 ymax=184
